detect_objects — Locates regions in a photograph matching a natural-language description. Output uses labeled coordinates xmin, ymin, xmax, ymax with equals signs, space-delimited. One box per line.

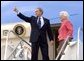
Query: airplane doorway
xmin=51 ymin=23 xmax=61 ymax=59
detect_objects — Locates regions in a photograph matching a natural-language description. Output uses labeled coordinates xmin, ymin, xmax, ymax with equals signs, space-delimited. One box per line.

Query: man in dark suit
xmin=13 ymin=7 xmax=54 ymax=60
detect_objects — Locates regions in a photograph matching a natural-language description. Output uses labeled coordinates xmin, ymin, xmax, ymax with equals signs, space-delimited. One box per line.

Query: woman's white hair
xmin=59 ymin=11 xmax=69 ymax=17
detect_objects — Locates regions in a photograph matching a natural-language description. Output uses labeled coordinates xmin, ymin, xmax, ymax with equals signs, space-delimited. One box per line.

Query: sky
xmin=1 ymin=1 xmax=83 ymax=41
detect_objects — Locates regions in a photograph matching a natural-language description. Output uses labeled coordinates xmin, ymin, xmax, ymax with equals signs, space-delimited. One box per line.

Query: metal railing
xmin=55 ymin=27 xmax=83 ymax=60
xmin=77 ymin=27 xmax=83 ymax=60
xmin=55 ymin=36 xmax=70 ymax=60
xmin=6 ymin=41 xmax=23 ymax=60
xmin=4 ymin=30 xmax=31 ymax=60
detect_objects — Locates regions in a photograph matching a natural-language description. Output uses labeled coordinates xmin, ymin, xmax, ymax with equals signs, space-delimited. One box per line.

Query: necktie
xmin=37 ymin=17 xmax=41 ymax=28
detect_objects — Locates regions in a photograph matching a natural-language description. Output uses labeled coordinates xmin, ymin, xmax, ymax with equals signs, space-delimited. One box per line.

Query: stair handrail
xmin=4 ymin=30 xmax=31 ymax=60
xmin=55 ymin=36 xmax=70 ymax=60
xmin=77 ymin=27 xmax=83 ymax=60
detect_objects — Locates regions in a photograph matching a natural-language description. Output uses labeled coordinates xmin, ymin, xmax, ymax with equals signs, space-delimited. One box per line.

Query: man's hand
xmin=13 ymin=7 xmax=19 ymax=14
xmin=50 ymin=40 xmax=54 ymax=46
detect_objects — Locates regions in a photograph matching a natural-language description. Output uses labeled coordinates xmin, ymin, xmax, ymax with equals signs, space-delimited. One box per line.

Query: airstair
xmin=1 ymin=27 xmax=83 ymax=60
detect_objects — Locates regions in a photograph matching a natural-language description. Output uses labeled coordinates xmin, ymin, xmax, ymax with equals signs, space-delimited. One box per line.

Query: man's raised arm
xmin=13 ymin=7 xmax=31 ymax=23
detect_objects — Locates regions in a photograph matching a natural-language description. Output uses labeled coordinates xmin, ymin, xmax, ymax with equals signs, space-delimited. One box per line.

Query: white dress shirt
xmin=37 ymin=16 xmax=44 ymax=28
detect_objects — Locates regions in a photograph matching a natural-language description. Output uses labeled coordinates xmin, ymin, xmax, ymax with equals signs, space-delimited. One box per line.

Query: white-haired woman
xmin=57 ymin=11 xmax=73 ymax=60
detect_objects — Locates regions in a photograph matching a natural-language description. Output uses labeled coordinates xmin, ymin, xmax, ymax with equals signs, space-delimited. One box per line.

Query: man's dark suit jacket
xmin=17 ymin=13 xmax=53 ymax=43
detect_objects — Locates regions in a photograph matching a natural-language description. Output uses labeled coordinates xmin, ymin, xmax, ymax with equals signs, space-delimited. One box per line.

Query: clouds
xmin=1 ymin=1 xmax=15 ymax=7
xmin=1 ymin=1 xmax=83 ymax=24
xmin=18 ymin=6 xmax=37 ymax=13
